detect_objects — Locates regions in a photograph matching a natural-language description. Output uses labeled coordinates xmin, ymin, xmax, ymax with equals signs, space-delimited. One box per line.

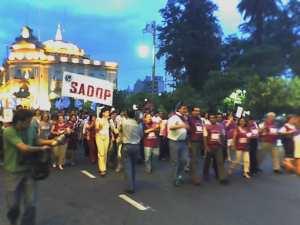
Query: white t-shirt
xmin=167 ymin=113 xmax=187 ymax=141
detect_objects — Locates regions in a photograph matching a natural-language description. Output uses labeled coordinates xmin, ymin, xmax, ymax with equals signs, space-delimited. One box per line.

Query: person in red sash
xmin=229 ymin=118 xmax=251 ymax=179
xmin=86 ymin=115 xmax=98 ymax=164
xmin=188 ymin=106 xmax=204 ymax=185
xmin=279 ymin=115 xmax=297 ymax=160
xmin=143 ymin=113 xmax=160 ymax=173
xmin=224 ymin=113 xmax=237 ymax=162
xmin=247 ymin=116 xmax=261 ymax=175
xmin=203 ymin=113 xmax=228 ymax=185
xmin=258 ymin=112 xmax=282 ymax=174
xmin=280 ymin=115 xmax=300 ymax=175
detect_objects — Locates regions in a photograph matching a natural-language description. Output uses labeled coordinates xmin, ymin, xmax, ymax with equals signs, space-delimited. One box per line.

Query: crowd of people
xmin=1 ymin=103 xmax=300 ymax=225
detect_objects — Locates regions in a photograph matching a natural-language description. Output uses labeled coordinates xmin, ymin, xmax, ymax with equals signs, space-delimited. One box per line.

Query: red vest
xmin=235 ymin=127 xmax=250 ymax=151
xmin=188 ymin=116 xmax=203 ymax=142
xmin=248 ymin=121 xmax=258 ymax=139
xmin=261 ymin=122 xmax=278 ymax=144
xmin=206 ymin=124 xmax=223 ymax=149
xmin=143 ymin=123 xmax=159 ymax=148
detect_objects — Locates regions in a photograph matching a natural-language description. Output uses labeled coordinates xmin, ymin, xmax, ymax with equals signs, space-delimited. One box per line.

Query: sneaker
xmin=58 ymin=165 xmax=64 ymax=170
xmin=274 ymin=169 xmax=283 ymax=175
xmin=174 ymin=176 xmax=183 ymax=187
xmin=52 ymin=164 xmax=57 ymax=168
xmin=243 ymin=172 xmax=251 ymax=179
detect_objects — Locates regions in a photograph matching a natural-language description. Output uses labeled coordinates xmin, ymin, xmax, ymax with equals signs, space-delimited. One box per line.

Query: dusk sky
xmin=0 ymin=0 xmax=243 ymax=90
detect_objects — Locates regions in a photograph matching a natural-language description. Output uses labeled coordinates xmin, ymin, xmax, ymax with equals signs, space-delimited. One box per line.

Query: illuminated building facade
xmin=0 ymin=25 xmax=118 ymax=110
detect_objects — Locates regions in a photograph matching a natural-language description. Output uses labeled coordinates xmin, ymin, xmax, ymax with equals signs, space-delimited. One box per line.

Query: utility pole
xmin=143 ymin=21 xmax=157 ymax=94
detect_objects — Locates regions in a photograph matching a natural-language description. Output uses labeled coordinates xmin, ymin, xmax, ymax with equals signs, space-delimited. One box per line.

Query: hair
xmin=12 ymin=109 xmax=34 ymax=125
xmin=100 ymin=106 xmax=111 ymax=118
xmin=89 ymin=114 xmax=96 ymax=122
xmin=237 ymin=117 xmax=247 ymax=126
xmin=175 ymin=102 xmax=187 ymax=112
xmin=126 ymin=109 xmax=136 ymax=119
xmin=41 ymin=113 xmax=50 ymax=122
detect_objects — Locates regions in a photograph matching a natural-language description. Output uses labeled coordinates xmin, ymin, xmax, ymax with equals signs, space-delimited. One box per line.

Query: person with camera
xmin=2 ymin=109 xmax=57 ymax=225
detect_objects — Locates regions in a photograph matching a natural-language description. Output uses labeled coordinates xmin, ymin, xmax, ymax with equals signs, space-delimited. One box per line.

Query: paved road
xmin=1 ymin=155 xmax=300 ymax=225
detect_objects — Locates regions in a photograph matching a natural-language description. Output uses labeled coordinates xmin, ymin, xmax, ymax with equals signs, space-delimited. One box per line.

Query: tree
xmin=201 ymin=71 xmax=245 ymax=112
xmin=244 ymin=76 xmax=290 ymax=117
xmin=157 ymin=0 xmax=222 ymax=88
xmin=238 ymin=0 xmax=281 ymax=45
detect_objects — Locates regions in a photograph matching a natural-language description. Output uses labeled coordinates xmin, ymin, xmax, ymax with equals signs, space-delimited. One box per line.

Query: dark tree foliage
xmin=237 ymin=0 xmax=281 ymax=46
xmin=157 ymin=0 xmax=222 ymax=88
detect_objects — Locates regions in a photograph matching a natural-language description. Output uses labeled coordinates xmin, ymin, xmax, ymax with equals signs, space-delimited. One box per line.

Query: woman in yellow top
xmin=95 ymin=107 xmax=111 ymax=176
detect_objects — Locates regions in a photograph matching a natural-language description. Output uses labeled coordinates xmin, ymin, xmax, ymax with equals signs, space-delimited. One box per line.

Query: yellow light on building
xmin=60 ymin=56 xmax=68 ymax=62
xmin=93 ymin=60 xmax=101 ymax=66
xmin=72 ymin=58 xmax=79 ymax=63
xmin=83 ymin=59 xmax=90 ymax=65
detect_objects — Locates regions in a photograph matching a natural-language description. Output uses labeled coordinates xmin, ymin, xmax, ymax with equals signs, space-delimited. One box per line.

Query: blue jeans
xmin=3 ymin=171 xmax=37 ymax=225
xmin=121 ymin=144 xmax=139 ymax=191
xmin=169 ymin=140 xmax=188 ymax=180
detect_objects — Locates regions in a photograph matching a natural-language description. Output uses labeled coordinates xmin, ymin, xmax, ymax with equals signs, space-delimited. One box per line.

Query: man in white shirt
xmin=167 ymin=103 xmax=189 ymax=187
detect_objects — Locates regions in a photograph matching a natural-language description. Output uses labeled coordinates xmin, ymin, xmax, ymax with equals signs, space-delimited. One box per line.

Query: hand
xmin=51 ymin=140 xmax=58 ymax=147
xmin=41 ymin=145 xmax=51 ymax=151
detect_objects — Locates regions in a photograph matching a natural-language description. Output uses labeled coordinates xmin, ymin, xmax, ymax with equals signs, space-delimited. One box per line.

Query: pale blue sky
xmin=0 ymin=0 xmax=243 ymax=89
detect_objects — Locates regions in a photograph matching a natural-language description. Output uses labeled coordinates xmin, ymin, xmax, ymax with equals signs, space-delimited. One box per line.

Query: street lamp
xmin=143 ymin=21 xmax=157 ymax=94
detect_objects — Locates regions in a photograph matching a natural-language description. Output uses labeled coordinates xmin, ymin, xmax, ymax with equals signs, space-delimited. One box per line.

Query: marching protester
xmin=38 ymin=112 xmax=51 ymax=140
xmin=143 ymin=113 xmax=160 ymax=173
xmin=51 ymin=114 xmax=70 ymax=171
xmin=2 ymin=109 xmax=57 ymax=225
xmin=247 ymin=116 xmax=261 ymax=175
xmin=107 ymin=110 xmax=119 ymax=168
xmin=66 ymin=114 xmax=80 ymax=166
xmin=281 ymin=115 xmax=300 ymax=174
xmin=119 ymin=109 xmax=143 ymax=194
xmin=203 ymin=113 xmax=229 ymax=185
xmin=167 ymin=103 xmax=189 ymax=187
xmin=85 ymin=114 xmax=98 ymax=164
xmin=258 ymin=112 xmax=282 ymax=174
xmin=95 ymin=107 xmax=111 ymax=176
xmin=159 ymin=112 xmax=169 ymax=161
xmin=187 ymin=106 xmax=204 ymax=185
xmin=279 ymin=115 xmax=297 ymax=162
xmin=229 ymin=118 xmax=251 ymax=179
xmin=224 ymin=113 xmax=237 ymax=162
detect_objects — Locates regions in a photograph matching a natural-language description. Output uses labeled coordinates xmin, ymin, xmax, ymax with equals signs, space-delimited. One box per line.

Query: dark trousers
xmin=122 ymin=144 xmax=139 ymax=191
xmin=83 ymin=139 xmax=89 ymax=157
xmin=203 ymin=147 xmax=227 ymax=181
xmin=159 ymin=136 xmax=170 ymax=160
xmin=87 ymin=138 xmax=97 ymax=164
xmin=189 ymin=141 xmax=202 ymax=178
xmin=249 ymin=139 xmax=259 ymax=173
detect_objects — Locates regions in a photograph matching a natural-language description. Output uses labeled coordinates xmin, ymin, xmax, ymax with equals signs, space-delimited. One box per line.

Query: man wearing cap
xmin=258 ymin=112 xmax=282 ymax=174
xmin=167 ymin=103 xmax=189 ymax=186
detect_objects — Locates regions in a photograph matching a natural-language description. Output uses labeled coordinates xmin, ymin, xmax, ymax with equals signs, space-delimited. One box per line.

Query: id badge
xmin=211 ymin=133 xmax=220 ymax=141
xmin=148 ymin=132 xmax=155 ymax=138
xmin=239 ymin=138 xmax=247 ymax=144
xmin=270 ymin=128 xmax=277 ymax=134
xmin=196 ymin=126 xmax=203 ymax=132
xmin=252 ymin=129 xmax=258 ymax=135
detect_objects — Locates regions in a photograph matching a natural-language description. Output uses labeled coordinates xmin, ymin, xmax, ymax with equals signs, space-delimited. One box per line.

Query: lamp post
xmin=143 ymin=21 xmax=157 ymax=94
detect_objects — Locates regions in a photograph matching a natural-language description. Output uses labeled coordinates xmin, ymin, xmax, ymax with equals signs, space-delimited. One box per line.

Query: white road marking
xmin=81 ymin=170 xmax=96 ymax=179
xmin=119 ymin=194 xmax=151 ymax=211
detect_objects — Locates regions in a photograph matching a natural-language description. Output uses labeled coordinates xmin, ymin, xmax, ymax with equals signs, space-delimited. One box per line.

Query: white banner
xmin=62 ymin=72 xmax=113 ymax=106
